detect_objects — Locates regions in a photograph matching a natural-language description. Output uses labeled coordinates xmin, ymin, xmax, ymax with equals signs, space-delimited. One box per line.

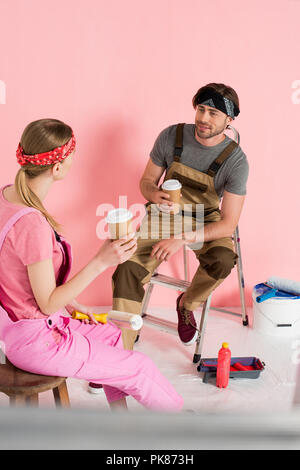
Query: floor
xmin=0 ymin=305 xmax=298 ymax=414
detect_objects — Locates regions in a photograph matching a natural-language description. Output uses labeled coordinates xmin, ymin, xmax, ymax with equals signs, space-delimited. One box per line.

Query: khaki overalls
xmin=113 ymin=123 xmax=238 ymax=349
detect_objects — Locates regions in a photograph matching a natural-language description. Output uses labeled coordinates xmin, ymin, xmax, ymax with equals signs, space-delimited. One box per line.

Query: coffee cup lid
xmin=162 ymin=179 xmax=182 ymax=190
xmin=106 ymin=208 xmax=133 ymax=224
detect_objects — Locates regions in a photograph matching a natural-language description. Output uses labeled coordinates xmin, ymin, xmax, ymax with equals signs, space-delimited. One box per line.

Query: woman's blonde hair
xmin=15 ymin=119 xmax=73 ymax=232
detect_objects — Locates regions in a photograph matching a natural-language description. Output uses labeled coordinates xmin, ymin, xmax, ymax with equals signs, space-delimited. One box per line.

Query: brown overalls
xmin=112 ymin=123 xmax=238 ymax=348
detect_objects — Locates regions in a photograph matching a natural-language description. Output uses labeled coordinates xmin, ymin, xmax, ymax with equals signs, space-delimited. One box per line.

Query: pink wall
xmin=0 ymin=0 xmax=299 ymax=308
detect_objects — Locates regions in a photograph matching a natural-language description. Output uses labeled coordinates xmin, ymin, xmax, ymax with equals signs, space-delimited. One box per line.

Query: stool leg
xmin=26 ymin=394 xmax=39 ymax=406
xmin=53 ymin=380 xmax=70 ymax=408
xmin=10 ymin=394 xmax=26 ymax=406
xmin=193 ymin=294 xmax=212 ymax=363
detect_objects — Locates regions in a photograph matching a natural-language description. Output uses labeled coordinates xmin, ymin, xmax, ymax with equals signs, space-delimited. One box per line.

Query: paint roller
xmin=256 ymin=276 xmax=300 ymax=303
xmin=71 ymin=309 xmax=143 ymax=330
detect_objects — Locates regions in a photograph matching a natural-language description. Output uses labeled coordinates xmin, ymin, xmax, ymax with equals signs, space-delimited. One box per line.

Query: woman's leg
xmin=5 ymin=316 xmax=183 ymax=412
xmin=70 ymin=319 xmax=183 ymax=411
xmin=69 ymin=318 xmax=129 ymax=403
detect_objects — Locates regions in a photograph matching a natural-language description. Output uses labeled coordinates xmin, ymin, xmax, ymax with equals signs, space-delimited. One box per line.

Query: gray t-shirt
xmin=150 ymin=124 xmax=249 ymax=199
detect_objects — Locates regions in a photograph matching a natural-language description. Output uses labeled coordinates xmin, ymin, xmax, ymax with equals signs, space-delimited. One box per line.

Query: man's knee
xmin=112 ymin=260 xmax=150 ymax=302
xmin=199 ymin=246 xmax=238 ymax=280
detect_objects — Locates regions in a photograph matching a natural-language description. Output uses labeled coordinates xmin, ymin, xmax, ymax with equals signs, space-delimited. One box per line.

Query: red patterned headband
xmin=16 ymin=132 xmax=76 ymax=167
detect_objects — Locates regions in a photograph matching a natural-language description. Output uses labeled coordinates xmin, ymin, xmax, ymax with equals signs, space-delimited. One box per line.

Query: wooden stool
xmin=0 ymin=357 xmax=70 ymax=407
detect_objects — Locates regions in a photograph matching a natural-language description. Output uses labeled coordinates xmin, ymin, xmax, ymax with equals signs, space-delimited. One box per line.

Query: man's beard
xmin=195 ymin=118 xmax=227 ymax=140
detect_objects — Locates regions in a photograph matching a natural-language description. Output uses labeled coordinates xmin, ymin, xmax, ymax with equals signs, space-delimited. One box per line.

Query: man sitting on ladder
xmin=112 ymin=83 xmax=249 ymax=350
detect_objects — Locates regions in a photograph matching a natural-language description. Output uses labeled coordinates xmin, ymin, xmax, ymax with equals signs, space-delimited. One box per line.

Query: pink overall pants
xmin=0 ymin=208 xmax=183 ymax=412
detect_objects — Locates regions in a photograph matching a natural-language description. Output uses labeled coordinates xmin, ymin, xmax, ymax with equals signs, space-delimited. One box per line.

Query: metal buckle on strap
xmin=174 ymin=146 xmax=183 ymax=157
xmin=207 ymin=161 xmax=220 ymax=176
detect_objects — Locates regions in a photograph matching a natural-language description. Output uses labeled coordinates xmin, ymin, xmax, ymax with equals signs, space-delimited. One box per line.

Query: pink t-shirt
xmin=0 ymin=185 xmax=64 ymax=321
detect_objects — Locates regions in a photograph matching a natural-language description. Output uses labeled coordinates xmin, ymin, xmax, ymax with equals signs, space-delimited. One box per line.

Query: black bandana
xmin=195 ymin=89 xmax=240 ymax=119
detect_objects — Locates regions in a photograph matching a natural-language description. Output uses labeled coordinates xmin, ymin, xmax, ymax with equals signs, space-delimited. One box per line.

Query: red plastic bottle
xmin=216 ymin=342 xmax=231 ymax=388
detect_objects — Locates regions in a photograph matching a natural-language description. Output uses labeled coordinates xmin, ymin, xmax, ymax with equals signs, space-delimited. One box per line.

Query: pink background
xmin=0 ymin=0 xmax=299 ymax=309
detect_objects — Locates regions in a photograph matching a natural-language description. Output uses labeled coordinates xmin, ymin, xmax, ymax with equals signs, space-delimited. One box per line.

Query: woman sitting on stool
xmin=0 ymin=118 xmax=183 ymax=412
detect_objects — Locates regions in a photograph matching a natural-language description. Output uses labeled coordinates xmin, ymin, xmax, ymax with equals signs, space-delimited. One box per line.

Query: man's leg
xmin=181 ymin=236 xmax=238 ymax=311
xmin=112 ymin=236 xmax=162 ymax=349
xmin=112 ymin=206 xmax=182 ymax=349
xmin=175 ymin=236 xmax=237 ymax=344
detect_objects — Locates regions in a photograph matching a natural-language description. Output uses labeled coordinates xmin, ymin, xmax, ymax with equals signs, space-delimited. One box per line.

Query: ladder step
xmin=142 ymin=314 xmax=178 ymax=335
xmin=149 ymin=273 xmax=190 ymax=291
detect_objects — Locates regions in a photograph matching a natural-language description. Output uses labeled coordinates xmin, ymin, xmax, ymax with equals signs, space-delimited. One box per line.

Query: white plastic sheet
xmin=0 ymin=306 xmax=298 ymax=414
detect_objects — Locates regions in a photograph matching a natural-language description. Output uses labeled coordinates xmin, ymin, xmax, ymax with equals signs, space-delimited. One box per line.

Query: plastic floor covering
xmin=0 ymin=306 xmax=298 ymax=414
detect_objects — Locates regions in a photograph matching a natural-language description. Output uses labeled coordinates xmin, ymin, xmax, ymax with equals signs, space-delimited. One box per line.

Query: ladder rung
xmin=142 ymin=314 xmax=178 ymax=334
xmin=149 ymin=274 xmax=190 ymax=291
xmin=210 ymin=307 xmax=243 ymax=318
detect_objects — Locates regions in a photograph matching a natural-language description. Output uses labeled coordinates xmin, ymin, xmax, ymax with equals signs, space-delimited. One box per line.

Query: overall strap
xmin=207 ymin=140 xmax=238 ymax=177
xmin=0 ymin=207 xmax=40 ymax=328
xmin=174 ymin=123 xmax=185 ymax=162
xmin=0 ymin=207 xmax=38 ymax=252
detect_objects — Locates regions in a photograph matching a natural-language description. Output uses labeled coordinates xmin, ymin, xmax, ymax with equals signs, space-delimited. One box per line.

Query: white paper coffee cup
xmin=106 ymin=208 xmax=133 ymax=239
xmin=161 ymin=179 xmax=182 ymax=191
xmin=161 ymin=179 xmax=182 ymax=213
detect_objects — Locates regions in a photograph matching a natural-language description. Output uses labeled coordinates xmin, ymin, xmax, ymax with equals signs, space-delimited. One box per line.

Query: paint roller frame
xmin=256 ymin=280 xmax=300 ymax=303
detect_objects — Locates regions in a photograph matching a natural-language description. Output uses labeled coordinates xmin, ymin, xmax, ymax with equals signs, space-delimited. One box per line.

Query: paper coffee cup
xmin=106 ymin=208 xmax=133 ymax=240
xmin=161 ymin=179 xmax=182 ymax=202
xmin=161 ymin=179 xmax=182 ymax=213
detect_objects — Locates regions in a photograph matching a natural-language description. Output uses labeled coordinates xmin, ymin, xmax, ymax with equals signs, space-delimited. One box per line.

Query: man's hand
xmin=139 ymin=159 xmax=182 ymax=213
xmin=152 ymin=189 xmax=178 ymax=213
xmin=151 ymin=238 xmax=186 ymax=261
xmin=154 ymin=190 xmax=182 ymax=213
xmin=150 ymin=188 xmax=173 ymax=206
xmin=140 ymin=159 xmax=168 ymax=204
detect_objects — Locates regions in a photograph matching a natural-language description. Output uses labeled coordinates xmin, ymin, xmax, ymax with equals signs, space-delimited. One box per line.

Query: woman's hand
xmin=151 ymin=237 xmax=186 ymax=262
xmin=78 ymin=309 xmax=98 ymax=325
xmin=65 ymin=300 xmax=98 ymax=325
xmin=94 ymin=234 xmax=137 ymax=271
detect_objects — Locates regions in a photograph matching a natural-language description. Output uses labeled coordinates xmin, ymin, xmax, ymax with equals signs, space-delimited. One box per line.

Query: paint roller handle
xmin=72 ymin=311 xmax=108 ymax=323
xmin=256 ymin=289 xmax=277 ymax=303
xmin=71 ymin=310 xmax=143 ymax=330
